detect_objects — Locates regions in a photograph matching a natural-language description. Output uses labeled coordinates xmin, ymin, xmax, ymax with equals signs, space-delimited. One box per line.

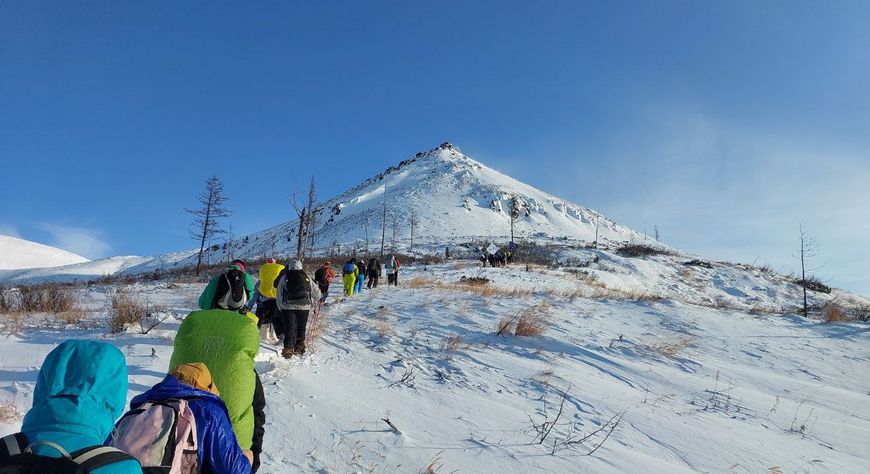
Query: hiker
xmin=198 ymin=259 xmax=255 ymax=310
xmin=172 ymin=276 xmax=266 ymax=472
xmin=111 ymin=363 xmax=252 ymax=473
xmin=342 ymin=258 xmax=358 ymax=296
xmin=445 ymin=247 xmax=450 ymax=259
xmin=314 ymin=261 xmax=336 ymax=303
xmin=0 ymin=340 xmax=141 ymax=473
xmin=385 ymin=255 xmax=401 ymax=286
xmin=506 ymin=250 xmax=513 ymax=264
xmin=247 ymin=257 xmax=284 ymax=342
xmin=487 ymin=253 xmax=496 ymax=268
xmin=354 ymin=259 xmax=367 ymax=294
xmin=480 ymin=252 xmax=488 ymax=267
xmin=366 ymin=258 xmax=381 ymax=289
xmin=275 ymin=259 xmax=321 ymax=358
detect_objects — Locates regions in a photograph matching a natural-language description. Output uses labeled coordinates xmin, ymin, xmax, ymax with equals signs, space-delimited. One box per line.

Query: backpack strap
xmin=70 ymin=446 xmax=139 ymax=472
xmin=0 ymin=433 xmax=28 ymax=458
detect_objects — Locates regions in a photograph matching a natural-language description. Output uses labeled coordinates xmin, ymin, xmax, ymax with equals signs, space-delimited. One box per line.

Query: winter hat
xmin=232 ymin=259 xmax=247 ymax=272
xmin=171 ymin=362 xmax=220 ymax=395
xmin=266 ymin=257 xmax=277 ymax=264
xmin=289 ymin=259 xmax=303 ymax=270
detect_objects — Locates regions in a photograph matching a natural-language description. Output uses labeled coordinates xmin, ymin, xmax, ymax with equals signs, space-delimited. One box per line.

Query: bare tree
xmin=380 ymin=179 xmax=388 ymax=259
xmin=510 ymin=196 xmax=521 ymax=245
xmin=410 ymin=211 xmax=418 ymax=255
xmin=364 ymin=216 xmax=370 ymax=256
xmin=593 ymin=214 xmax=600 ymax=248
xmin=290 ymin=176 xmax=317 ymax=261
xmin=186 ymin=176 xmax=232 ymax=275
xmin=654 ymin=225 xmax=660 ymax=242
xmin=391 ymin=215 xmax=398 ymax=253
xmin=798 ymin=223 xmax=820 ymax=318
xmin=225 ymin=224 xmax=235 ymax=260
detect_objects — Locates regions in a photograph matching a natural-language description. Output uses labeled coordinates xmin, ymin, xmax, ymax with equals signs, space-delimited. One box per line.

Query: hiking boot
xmin=294 ymin=344 xmax=306 ymax=355
xmin=281 ymin=347 xmax=296 ymax=359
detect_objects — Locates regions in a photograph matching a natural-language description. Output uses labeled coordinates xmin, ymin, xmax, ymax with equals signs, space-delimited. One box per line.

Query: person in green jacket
xmin=198 ymin=259 xmax=256 ymax=310
xmin=177 ymin=268 xmax=266 ymax=471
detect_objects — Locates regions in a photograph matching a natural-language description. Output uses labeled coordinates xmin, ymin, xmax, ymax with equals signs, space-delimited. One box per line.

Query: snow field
xmin=0 ymin=262 xmax=868 ymax=473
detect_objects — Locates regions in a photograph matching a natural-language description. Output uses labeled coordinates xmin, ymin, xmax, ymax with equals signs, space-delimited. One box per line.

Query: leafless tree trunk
xmin=654 ymin=225 xmax=660 ymax=242
xmin=593 ymin=214 xmax=600 ymax=248
xmin=291 ymin=176 xmax=317 ymax=262
xmin=380 ymin=180 xmax=388 ymax=259
xmin=798 ymin=223 xmax=819 ymax=318
xmin=410 ymin=211 xmax=418 ymax=255
xmin=186 ymin=175 xmax=232 ymax=275
xmin=364 ymin=217 xmax=370 ymax=256
xmin=510 ymin=196 xmax=520 ymax=244
xmin=226 ymin=225 xmax=235 ymax=260
xmin=391 ymin=215 xmax=398 ymax=254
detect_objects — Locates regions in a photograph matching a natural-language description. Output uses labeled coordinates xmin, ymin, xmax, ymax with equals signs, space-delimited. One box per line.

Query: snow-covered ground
xmin=1 ymin=260 xmax=868 ymax=473
xmin=0 ymin=235 xmax=89 ymax=270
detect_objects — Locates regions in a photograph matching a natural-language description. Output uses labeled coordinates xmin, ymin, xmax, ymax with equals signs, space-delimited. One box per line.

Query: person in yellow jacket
xmin=246 ymin=258 xmax=284 ymax=342
xmin=342 ymin=258 xmax=359 ymax=296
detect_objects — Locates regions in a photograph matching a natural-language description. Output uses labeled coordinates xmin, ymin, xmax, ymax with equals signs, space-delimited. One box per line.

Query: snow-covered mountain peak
xmin=228 ymin=144 xmax=650 ymax=259
xmin=0 ymin=235 xmax=89 ymax=270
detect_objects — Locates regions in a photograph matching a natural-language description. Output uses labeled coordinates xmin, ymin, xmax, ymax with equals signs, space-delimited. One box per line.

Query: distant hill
xmin=0 ymin=235 xmax=89 ymax=270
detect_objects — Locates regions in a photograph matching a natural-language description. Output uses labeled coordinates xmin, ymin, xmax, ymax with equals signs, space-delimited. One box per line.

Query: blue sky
xmin=1 ymin=1 xmax=868 ymax=295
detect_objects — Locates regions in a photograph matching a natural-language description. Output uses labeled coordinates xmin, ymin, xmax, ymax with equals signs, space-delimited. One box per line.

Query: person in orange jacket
xmin=314 ymin=261 xmax=337 ymax=303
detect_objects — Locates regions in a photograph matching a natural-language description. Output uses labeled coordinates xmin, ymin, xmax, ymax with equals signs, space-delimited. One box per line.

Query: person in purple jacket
xmin=125 ymin=363 xmax=253 ymax=474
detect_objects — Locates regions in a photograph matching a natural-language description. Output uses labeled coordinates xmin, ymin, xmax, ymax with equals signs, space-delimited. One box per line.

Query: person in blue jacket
xmin=126 ymin=362 xmax=252 ymax=473
xmin=14 ymin=339 xmax=142 ymax=473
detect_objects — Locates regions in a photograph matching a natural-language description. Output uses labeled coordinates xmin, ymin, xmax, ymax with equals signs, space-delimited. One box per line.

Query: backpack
xmin=342 ymin=262 xmax=356 ymax=275
xmin=314 ymin=267 xmax=326 ymax=285
xmin=0 ymin=433 xmax=137 ymax=474
xmin=277 ymin=271 xmax=312 ymax=308
xmin=212 ymin=269 xmax=248 ymax=311
xmin=110 ymin=398 xmax=198 ymax=474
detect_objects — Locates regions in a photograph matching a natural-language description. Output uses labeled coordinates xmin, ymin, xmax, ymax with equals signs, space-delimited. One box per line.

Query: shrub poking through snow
xmin=8 ymin=283 xmax=78 ymax=313
xmin=683 ymin=259 xmax=713 ymax=269
xmin=617 ymin=244 xmax=669 ymax=258
xmin=794 ymin=276 xmax=832 ymax=294
xmin=514 ymin=302 xmax=550 ymax=337
xmin=495 ymin=315 xmax=515 ymax=336
xmin=824 ymin=304 xmax=845 ymax=323
xmin=108 ymin=290 xmax=148 ymax=333
xmin=459 ymin=276 xmax=490 ymax=286
xmin=641 ymin=335 xmax=694 ymax=358
xmin=0 ymin=396 xmax=22 ymax=423
xmin=440 ymin=334 xmax=467 ymax=352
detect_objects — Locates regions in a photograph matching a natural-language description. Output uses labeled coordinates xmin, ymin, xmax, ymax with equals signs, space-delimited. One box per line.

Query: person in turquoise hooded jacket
xmin=15 ymin=339 xmax=142 ymax=473
xmin=198 ymin=259 xmax=256 ymax=310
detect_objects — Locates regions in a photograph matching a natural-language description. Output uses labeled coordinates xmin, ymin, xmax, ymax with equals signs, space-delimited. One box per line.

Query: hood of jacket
xmin=130 ymin=374 xmax=227 ymax=412
xmin=22 ymin=340 xmax=128 ymax=444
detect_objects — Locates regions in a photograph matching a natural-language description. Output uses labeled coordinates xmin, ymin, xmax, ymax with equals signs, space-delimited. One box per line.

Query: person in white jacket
xmin=274 ymin=259 xmax=321 ymax=358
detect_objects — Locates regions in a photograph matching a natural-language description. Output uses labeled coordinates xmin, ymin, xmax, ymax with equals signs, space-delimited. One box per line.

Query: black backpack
xmin=211 ymin=268 xmax=248 ymax=311
xmin=278 ymin=270 xmax=312 ymax=308
xmin=314 ymin=267 xmax=326 ymax=285
xmin=0 ymin=433 xmax=138 ymax=474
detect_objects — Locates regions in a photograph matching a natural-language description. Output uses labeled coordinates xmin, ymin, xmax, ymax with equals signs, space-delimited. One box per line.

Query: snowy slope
xmin=0 ymin=235 xmax=89 ymax=270
xmin=1 ymin=263 xmax=868 ymax=473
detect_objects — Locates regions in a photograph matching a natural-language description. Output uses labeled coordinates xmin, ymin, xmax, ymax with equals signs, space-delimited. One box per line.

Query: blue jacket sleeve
xmin=247 ymin=281 xmax=261 ymax=311
xmin=201 ymin=401 xmax=253 ymax=474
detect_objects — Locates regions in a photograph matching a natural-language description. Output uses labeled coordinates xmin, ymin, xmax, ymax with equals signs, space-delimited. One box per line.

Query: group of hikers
xmin=481 ymin=248 xmax=511 ymax=267
xmin=0 ymin=255 xmax=402 ymax=474
xmin=337 ymin=254 xmax=401 ymax=297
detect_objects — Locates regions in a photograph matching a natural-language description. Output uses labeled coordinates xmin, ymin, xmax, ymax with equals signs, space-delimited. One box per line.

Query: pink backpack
xmin=110 ymin=398 xmax=198 ymax=474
